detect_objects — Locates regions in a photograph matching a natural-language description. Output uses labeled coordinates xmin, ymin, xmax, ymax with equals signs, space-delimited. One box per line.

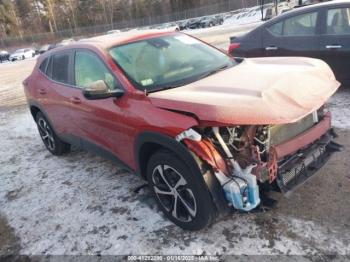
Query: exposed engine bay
xmin=176 ymin=106 xmax=342 ymax=212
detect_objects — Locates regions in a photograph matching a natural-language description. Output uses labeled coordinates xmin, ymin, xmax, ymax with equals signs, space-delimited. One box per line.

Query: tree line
xmin=0 ymin=0 xmax=257 ymax=40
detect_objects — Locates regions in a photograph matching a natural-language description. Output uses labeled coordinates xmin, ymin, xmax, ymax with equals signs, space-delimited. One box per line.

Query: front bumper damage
xmin=176 ymin=112 xmax=342 ymax=212
xmin=277 ymin=132 xmax=340 ymax=194
xmin=271 ymin=113 xmax=342 ymax=194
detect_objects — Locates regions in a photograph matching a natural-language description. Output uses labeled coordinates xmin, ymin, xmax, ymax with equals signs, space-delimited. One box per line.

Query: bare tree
xmin=44 ymin=0 xmax=58 ymax=32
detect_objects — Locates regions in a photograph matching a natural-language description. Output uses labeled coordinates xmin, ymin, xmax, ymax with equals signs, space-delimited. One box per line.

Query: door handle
xmin=326 ymin=45 xmax=342 ymax=49
xmin=70 ymin=97 xmax=81 ymax=104
xmin=38 ymin=88 xmax=46 ymax=95
xmin=265 ymin=46 xmax=278 ymax=51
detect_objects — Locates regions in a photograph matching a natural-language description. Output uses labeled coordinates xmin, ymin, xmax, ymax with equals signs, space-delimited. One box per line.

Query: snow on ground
xmin=329 ymin=88 xmax=350 ymax=129
xmin=0 ymin=21 xmax=350 ymax=256
xmin=223 ymin=5 xmax=271 ymax=26
xmin=0 ymin=86 xmax=350 ymax=256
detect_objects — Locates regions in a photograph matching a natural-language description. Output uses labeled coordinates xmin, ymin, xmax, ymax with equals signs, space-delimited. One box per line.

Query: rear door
xmin=262 ymin=10 xmax=321 ymax=58
xmin=319 ymin=5 xmax=350 ymax=84
xmin=41 ymin=51 xmax=82 ymax=137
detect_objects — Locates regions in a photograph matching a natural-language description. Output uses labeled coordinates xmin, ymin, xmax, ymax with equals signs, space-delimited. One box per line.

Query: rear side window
xmin=51 ymin=53 xmax=70 ymax=84
xmin=327 ymin=7 xmax=350 ymax=35
xmin=46 ymin=57 xmax=53 ymax=78
xmin=267 ymin=12 xmax=318 ymax=36
xmin=39 ymin=58 xmax=49 ymax=73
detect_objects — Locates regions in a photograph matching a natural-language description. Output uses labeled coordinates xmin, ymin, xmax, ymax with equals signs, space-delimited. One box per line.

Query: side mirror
xmin=82 ymin=80 xmax=124 ymax=100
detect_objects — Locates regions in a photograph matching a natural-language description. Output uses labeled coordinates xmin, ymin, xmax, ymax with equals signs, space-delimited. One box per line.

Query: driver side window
xmin=74 ymin=50 xmax=116 ymax=89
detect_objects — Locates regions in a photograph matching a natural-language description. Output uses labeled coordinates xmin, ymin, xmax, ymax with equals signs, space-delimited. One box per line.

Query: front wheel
xmin=147 ymin=150 xmax=216 ymax=230
xmin=35 ymin=112 xmax=70 ymax=155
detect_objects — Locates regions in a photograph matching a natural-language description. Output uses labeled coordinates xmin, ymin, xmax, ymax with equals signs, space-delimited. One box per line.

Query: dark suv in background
xmin=228 ymin=1 xmax=350 ymax=85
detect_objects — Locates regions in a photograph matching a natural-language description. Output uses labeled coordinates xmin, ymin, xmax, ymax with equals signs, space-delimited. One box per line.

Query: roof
xmin=74 ymin=29 xmax=176 ymax=49
xmin=288 ymin=0 xmax=349 ymax=13
xmin=260 ymin=0 xmax=350 ymax=27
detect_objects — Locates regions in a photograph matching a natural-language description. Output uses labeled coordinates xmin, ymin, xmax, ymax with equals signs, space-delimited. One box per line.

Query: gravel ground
xmin=1 ymin=25 xmax=350 ymax=259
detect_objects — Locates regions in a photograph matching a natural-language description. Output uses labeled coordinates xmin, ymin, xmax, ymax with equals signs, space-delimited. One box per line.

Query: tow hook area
xmin=176 ymin=128 xmax=261 ymax=212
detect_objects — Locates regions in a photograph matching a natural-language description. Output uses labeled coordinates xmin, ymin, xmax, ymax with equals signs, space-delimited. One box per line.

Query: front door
xmin=70 ymin=49 xmax=132 ymax=164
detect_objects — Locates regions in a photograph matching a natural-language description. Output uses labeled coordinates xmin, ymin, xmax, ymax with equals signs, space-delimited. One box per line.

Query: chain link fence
xmin=1 ymin=0 xmax=274 ymax=48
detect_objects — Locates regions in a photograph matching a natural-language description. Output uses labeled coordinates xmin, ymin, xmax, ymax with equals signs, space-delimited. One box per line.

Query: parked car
xmin=107 ymin=29 xmax=121 ymax=34
xmin=48 ymin=44 xmax=57 ymax=51
xmin=186 ymin=17 xmax=204 ymax=29
xmin=39 ymin=44 xmax=50 ymax=54
xmin=56 ymin=38 xmax=75 ymax=48
xmin=177 ymin=20 xmax=188 ymax=30
xmin=228 ymin=0 xmax=350 ymax=85
xmin=157 ymin=22 xmax=180 ymax=31
xmin=199 ymin=15 xmax=224 ymax=28
xmin=0 ymin=50 xmax=10 ymax=63
xmin=9 ymin=48 xmax=35 ymax=61
xmin=24 ymin=31 xmax=341 ymax=230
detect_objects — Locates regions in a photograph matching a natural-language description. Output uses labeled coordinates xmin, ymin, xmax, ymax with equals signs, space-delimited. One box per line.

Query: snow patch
xmin=0 ymin=95 xmax=349 ymax=255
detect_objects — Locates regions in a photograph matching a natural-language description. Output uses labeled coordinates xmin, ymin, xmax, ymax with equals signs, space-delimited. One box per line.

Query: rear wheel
xmin=35 ymin=112 xmax=70 ymax=155
xmin=147 ymin=150 xmax=216 ymax=230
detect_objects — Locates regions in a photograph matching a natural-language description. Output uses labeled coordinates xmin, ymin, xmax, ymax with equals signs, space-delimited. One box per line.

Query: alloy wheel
xmin=37 ymin=117 xmax=55 ymax=151
xmin=152 ymin=164 xmax=197 ymax=222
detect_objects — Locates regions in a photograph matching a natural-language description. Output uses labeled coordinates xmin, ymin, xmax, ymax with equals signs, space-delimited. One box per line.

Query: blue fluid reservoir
xmin=216 ymin=171 xmax=260 ymax=212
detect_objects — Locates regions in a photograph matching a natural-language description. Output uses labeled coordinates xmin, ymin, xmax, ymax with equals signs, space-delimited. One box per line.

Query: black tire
xmin=147 ymin=149 xmax=216 ymax=230
xmin=35 ymin=112 xmax=70 ymax=155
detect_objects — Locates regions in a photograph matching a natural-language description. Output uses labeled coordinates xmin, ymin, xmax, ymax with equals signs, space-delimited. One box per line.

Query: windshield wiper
xmin=146 ymin=64 xmax=232 ymax=95
xmin=196 ymin=64 xmax=231 ymax=81
xmin=146 ymin=84 xmax=184 ymax=94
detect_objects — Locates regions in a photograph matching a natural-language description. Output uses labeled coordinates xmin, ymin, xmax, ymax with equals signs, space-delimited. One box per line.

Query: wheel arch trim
xmin=28 ymin=101 xmax=58 ymax=135
xmin=134 ymin=131 xmax=199 ymax=178
xmin=134 ymin=131 xmax=229 ymax=214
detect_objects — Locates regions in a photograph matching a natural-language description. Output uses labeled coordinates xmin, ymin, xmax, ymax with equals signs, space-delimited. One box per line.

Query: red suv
xmin=24 ymin=31 xmax=341 ymax=230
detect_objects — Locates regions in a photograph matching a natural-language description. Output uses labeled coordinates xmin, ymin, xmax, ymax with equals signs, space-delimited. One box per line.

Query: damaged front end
xmin=176 ymin=107 xmax=341 ymax=212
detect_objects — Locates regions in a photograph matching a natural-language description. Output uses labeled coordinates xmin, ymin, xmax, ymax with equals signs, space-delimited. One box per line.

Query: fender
xmin=135 ymin=131 xmax=203 ymax=177
xmin=27 ymin=100 xmax=57 ymax=132
xmin=134 ymin=131 xmax=229 ymax=214
xmin=27 ymin=100 xmax=78 ymax=146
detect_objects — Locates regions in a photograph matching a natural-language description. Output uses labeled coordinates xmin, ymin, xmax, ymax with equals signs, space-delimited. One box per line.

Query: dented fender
xmin=183 ymin=138 xmax=229 ymax=176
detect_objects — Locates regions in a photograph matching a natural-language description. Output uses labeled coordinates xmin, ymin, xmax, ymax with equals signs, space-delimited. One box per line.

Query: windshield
xmin=109 ymin=34 xmax=235 ymax=92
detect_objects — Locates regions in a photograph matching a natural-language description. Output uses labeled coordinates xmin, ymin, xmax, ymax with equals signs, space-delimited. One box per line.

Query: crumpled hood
xmin=148 ymin=57 xmax=340 ymax=126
